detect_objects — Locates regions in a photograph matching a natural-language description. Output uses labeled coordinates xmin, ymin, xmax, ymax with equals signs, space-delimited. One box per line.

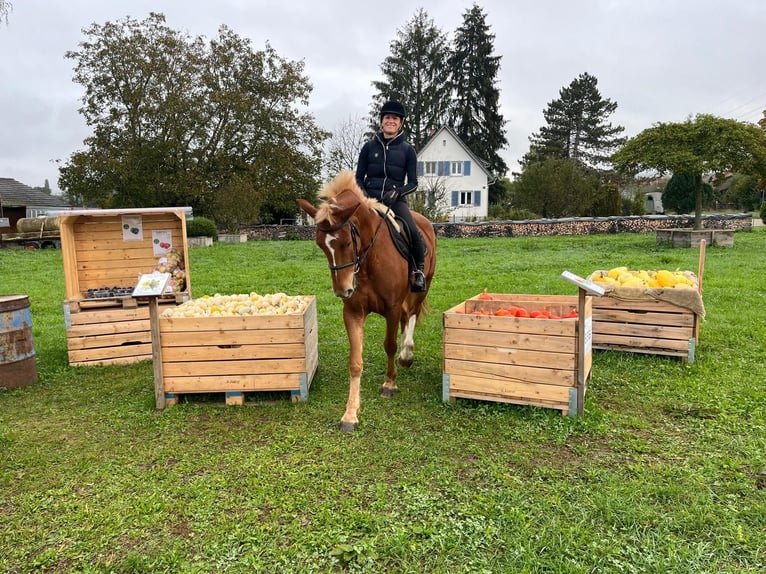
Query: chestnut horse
xmin=297 ymin=171 xmax=436 ymax=432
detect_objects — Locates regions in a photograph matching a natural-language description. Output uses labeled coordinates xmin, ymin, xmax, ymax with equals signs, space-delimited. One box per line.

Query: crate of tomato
xmin=443 ymin=290 xmax=592 ymax=417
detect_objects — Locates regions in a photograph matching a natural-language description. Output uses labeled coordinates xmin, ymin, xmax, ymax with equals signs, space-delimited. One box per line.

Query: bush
xmin=186 ymin=216 xmax=218 ymax=239
xmin=760 ymin=201 xmax=766 ymax=224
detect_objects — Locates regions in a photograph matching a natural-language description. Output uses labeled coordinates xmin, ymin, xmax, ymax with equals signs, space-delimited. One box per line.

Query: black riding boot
xmin=410 ymin=230 xmax=427 ymax=292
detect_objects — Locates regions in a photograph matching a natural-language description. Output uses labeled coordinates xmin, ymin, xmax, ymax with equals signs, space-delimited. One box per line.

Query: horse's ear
xmin=297 ymin=199 xmax=318 ymax=219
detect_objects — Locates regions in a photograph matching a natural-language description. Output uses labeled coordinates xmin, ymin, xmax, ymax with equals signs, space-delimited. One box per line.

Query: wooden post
xmin=148 ymin=296 xmax=165 ymax=410
xmin=576 ymin=287 xmax=586 ymax=417
xmin=697 ymin=239 xmax=706 ymax=295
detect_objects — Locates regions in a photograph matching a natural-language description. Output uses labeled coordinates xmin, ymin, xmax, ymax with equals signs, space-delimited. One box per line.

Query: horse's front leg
xmin=380 ymin=313 xmax=400 ymax=398
xmin=340 ymin=311 xmax=364 ymax=433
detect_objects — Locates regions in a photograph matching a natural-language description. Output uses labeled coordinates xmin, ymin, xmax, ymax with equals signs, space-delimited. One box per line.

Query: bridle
xmin=317 ymin=206 xmax=388 ymax=274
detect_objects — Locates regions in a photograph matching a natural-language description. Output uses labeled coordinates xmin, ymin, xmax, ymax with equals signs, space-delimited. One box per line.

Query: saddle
xmin=375 ymin=209 xmax=422 ymax=271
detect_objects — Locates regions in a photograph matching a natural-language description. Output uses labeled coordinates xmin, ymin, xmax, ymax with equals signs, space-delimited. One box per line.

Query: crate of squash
xmin=586 ymin=243 xmax=706 ymax=363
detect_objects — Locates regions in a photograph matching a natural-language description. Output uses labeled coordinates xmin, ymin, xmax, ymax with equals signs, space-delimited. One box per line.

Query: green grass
xmin=1 ymin=230 xmax=765 ymax=573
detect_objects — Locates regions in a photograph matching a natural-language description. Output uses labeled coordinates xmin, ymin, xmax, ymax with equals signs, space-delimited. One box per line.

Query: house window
xmin=424 ymin=161 xmax=437 ymax=176
xmin=451 ymin=161 xmax=462 ymax=176
xmin=459 ymin=191 xmax=473 ymax=206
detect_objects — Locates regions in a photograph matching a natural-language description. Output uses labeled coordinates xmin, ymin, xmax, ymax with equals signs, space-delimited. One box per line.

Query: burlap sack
xmin=587 ymin=270 xmax=705 ymax=318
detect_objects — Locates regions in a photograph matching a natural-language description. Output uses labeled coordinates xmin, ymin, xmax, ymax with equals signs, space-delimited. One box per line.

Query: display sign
xmin=132 ymin=272 xmax=171 ymax=297
xmin=560 ymin=270 xmax=605 ymax=296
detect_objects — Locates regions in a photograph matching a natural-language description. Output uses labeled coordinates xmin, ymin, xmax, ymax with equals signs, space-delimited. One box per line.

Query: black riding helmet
xmin=379 ymin=100 xmax=406 ymax=120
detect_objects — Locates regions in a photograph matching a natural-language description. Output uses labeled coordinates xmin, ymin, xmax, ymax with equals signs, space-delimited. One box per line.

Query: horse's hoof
xmin=339 ymin=421 xmax=357 ymax=433
xmin=398 ymin=356 xmax=413 ymax=368
xmin=380 ymin=386 xmax=398 ymax=399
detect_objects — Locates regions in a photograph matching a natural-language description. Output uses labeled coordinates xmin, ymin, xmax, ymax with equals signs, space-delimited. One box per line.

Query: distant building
xmin=0 ymin=178 xmax=73 ymax=232
xmin=416 ymin=126 xmax=494 ymax=221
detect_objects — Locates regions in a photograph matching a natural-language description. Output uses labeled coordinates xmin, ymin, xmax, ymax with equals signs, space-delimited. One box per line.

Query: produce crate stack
xmin=587 ymin=241 xmax=706 ymax=363
xmin=443 ymin=292 xmax=592 ymax=416
xmin=154 ymin=293 xmax=319 ymax=407
xmin=59 ymin=208 xmax=192 ymax=366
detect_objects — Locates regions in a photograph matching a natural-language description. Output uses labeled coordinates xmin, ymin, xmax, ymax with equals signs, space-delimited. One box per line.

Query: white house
xmin=416 ymin=126 xmax=494 ymax=221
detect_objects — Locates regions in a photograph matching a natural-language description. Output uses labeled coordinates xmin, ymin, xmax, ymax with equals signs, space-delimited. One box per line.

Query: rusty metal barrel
xmin=0 ymin=295 xmax=38 ymax=389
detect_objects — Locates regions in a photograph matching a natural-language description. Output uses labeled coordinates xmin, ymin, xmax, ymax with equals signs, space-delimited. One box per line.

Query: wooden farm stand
xmin=59 ymin=208 xmax=191 ymax=366
xmin=152 ymin=296 xmax=319 ymax=408
xmin=443 ymin=279 xmax=599 ymax=417
xmin=589 ymin=241 xmax=706 ymax=363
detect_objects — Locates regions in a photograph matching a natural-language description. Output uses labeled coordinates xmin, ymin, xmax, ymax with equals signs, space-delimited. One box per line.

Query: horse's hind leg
xmin=397 ymin=312 xmax=417 ymax=368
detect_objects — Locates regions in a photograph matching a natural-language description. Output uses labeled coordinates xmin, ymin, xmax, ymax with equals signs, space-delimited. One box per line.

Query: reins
xmin=318 ymin=203 xmax=390 ymax=274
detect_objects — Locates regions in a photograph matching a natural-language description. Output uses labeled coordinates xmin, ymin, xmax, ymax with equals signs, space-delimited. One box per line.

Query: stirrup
xmin=410 ymin=269 xmax=426 ymax=292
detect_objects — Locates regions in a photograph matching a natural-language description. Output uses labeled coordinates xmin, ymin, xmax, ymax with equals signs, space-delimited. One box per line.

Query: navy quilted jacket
xmin=355 ymin=131 xmax=417 ymax=200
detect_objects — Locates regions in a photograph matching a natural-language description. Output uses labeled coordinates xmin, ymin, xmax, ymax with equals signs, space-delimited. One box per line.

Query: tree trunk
xmin=693 ymin=173 xmax=703 ymax=230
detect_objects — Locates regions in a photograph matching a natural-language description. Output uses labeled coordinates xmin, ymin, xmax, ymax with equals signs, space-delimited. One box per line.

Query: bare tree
xmin=0 ymin=0 xmax=12 ymax=25
xmin=324 ymin=114 xmax=370 ymax=181
xmin=410 ymin=174 xmax=451 ymax=221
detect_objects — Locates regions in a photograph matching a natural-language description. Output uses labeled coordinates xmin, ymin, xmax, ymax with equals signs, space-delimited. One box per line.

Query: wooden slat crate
xmin=156 ymin=296 xmax=319 ymax=407
xmin=58 ymin=208 xmax=192 ymax=365
xmin=443 ymin=294 xmax=592 ymax=417
xmin=590 ymin=297 xmax=699 ymax=362
xmin=589 ymin=241 xmax=705 ymax=363
xmin=64 ymin=302 xmax=176 ymax=367
xmin=58 ymin=207 xmax=192 ymax=301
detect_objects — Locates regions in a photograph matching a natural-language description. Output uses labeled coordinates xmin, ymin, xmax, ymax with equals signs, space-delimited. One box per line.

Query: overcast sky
xmin=1 ymin=0 xmax=764 ymax=194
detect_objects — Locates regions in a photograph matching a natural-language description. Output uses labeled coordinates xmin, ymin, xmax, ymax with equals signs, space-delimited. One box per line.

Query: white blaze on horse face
xmin=324 ymin=233 xmax=339 ymax=272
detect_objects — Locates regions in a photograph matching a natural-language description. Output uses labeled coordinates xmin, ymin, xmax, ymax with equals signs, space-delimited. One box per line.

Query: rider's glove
xmin=381 ymin=189 xmax=399 ymax=206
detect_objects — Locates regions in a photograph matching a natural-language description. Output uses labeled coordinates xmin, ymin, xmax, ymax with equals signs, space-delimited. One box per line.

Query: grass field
xmin=1 ymin=229 xmax=765 ymax=573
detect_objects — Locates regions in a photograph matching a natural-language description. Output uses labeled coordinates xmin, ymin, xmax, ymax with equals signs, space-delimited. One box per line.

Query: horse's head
xmin=297 ymin=173 xmax=369 ymax=299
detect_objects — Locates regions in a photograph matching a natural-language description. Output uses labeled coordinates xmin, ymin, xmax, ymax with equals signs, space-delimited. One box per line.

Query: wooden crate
xmin=443 ymin=293 xmax=592 ymax=417
xmin=589 ymin=242 xmax=705 ymax=363
xmin=156 ymin=296 xmax=319 ymax=407
xmin=58 ymin=208 xmax=191 ymax=365
xmin=59 ymin=207 xmax=192 ymax=302
xmin=64 ymin=302 xmax=177 ymax=367
xmin=590 ymin=297 xmax=699 ymax=362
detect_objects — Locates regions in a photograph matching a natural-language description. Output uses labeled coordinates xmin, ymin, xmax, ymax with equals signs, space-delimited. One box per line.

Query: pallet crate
xmin=58 ymin=208 xmax=191 ymax=365
xmin=155 ymin=296 xmax=319 ymax=407
xmin=59 ymin=207 xmax=191 ymax=302
xmin=64 ymin=302 xmax=176 ymax=367
xmin=588 ymin=241 xmax=706 ymax=363
xmin=589 ymin=297 xmax=699 ymax=361
xmin=443 ymin=293 xmax=592 ymax=417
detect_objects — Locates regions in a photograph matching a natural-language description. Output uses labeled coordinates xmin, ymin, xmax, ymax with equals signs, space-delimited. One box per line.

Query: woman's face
xmin=381 ymin=114 xmax=402 ymax=137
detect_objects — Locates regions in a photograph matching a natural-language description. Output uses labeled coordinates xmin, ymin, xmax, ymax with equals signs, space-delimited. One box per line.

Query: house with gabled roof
xmin=416 ymin=126 xmax=495 ymax=221
xmin=0 ymin=178 xmax=73 ymax=232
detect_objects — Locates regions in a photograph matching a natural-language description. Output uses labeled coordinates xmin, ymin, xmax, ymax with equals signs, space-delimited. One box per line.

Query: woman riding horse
xmin=355 ymin=100 xmax=427 ymax=292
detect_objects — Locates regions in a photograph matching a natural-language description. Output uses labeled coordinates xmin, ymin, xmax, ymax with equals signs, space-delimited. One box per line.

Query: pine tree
xmin=524 ymin=72 xmax=626 ymax=170
xmin=370 ymin=9 xmax=452 ymax=150
xmin=448 ymin=3 xmax=508 ymax=187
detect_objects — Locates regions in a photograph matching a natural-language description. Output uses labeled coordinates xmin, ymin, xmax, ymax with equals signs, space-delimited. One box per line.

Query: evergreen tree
xmin=370 ymin=8 xmax=452 ymax=150
xmin=523 ymin=72 xmax=626 ymax=170
xmin=448 ymin=3 xmax=508 ymax=194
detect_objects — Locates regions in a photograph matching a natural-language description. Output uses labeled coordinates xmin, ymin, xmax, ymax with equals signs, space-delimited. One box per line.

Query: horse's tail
xmin=405 ymin=294 xmax=430 ymax=325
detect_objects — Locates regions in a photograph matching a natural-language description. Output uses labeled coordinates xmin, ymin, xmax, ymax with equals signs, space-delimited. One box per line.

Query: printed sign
xmin=152 ymin=230 xmax=173 ymax=256
xmin=122 ymin=215 xmax=144 ymax=241
xmin=132 ymin=272 xmax=171 ymax=297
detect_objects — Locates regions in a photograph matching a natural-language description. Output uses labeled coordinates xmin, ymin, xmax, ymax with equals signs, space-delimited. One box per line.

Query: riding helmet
xmin=379 ymin=100 xmax=406 ymax=120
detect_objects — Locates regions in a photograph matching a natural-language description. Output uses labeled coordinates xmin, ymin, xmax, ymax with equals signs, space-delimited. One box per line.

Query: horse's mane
xmin=316 ymin=170 xmax=392 ymax=227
